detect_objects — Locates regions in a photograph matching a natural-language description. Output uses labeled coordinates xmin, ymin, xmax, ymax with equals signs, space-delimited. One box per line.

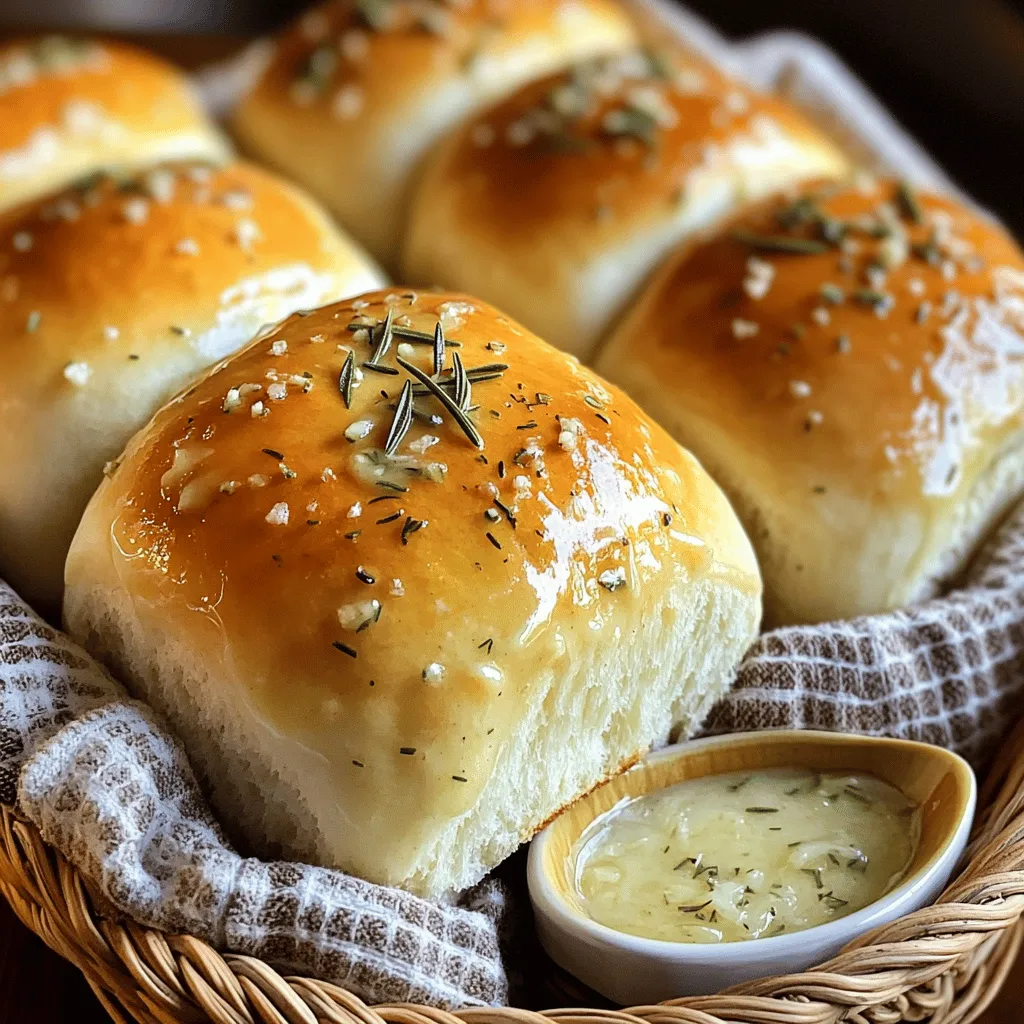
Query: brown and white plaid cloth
xmin=701 ymin=500 xmax=1024 ymax=771
xmin=3 ymin=500 xmax=1024 ymax=1008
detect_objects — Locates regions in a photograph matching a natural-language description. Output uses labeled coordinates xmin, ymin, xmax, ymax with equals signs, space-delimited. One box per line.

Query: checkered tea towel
xmin=701 ymin=500 xmax=1024 ymax=769
xmin=0 ymin=585 xmax=508 ymax=1008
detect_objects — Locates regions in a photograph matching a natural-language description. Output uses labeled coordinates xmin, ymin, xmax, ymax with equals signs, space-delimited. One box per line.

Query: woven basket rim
xmin=3 ymin=718 xmax=1024 ymax=1023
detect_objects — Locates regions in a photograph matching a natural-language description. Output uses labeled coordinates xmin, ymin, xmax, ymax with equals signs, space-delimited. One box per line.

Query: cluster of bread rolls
xmin=2 ymin=0 xmax=1021 ymax=900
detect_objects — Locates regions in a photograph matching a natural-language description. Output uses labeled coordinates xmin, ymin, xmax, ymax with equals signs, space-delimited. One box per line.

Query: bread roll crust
xmin=597 ymin=179 xmax=1024 ymax=625
xmin=232 ymin=0 xmax=638 ymax=269
xmin=64 ymin=289 xmax=761 ymax=897
xmin=403 ymin=48 xmax=850 ymax=357
xmin=0 ymin=36 xmax=230 ymax=212
xmin=0 ymin=161 xmax=384 ymax=615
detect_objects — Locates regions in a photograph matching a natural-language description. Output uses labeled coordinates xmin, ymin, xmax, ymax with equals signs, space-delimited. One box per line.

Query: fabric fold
xmin=701 ymin=501 xmax=1024 ymax=768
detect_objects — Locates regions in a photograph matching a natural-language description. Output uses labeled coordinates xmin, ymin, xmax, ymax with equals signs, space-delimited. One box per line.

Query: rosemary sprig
xmin=389 ymin=401 xmax=443 ymax=426
xmin=339 ymin=350 xmax=355 ymax=408
xmin=432 ymin=320 xmax=446 ymax=377
xmin=384 ymin=380 xmax=413 ymax=456
xmin=401 ymin=517 xmax=427 ymax=545
xmin=732 ymin=229 xmax=830 ymax=254
xmin=398 ymin=355 xmax=484 ymax=449
xmin=451 ymin=350 xmax=471 ymax=411
xmin=896 ymin=180 xmax=923 ymax=224
xmin=601 ymin=105 xmax=658 ymax=146
xmin=362 ymin=362 xmax=399 ymax=376
xmin=363 ymin=307 xmax=394 ymax=373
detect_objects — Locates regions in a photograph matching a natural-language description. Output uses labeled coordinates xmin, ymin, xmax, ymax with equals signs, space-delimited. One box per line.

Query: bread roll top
xmin=233 ymin=0 xmax=638 ymax=268
xmin=597 ymin=178 xmax=1024 ymax=623
xmin=403 ymin=47 xmax=850 ymax=355
xmin=66 ymin=289 xmax=760 ymax=893
xmin=0 ymin=36 xmax=230 ymax=212
xmin=0 ymin=160 xmax=384 ymax=614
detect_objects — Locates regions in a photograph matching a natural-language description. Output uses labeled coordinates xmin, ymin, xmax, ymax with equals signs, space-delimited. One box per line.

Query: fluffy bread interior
xmin=65 ymin=567 xmax=758 ymax=898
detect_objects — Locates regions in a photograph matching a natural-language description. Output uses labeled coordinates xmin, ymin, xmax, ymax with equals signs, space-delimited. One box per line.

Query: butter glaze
xmin=575 ymin=768 xmax=920 ymax=943
xmin=598 ymin=179 xmax=1024 ymax=624
xmin=65 ymin=289 xmax=762 ymax=894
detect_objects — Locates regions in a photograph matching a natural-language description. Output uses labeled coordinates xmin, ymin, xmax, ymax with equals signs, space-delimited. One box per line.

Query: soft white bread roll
xmin=0 ymin=161 xmax=385 ymax=617
xmin=64 ymin=289 xmax=762 ymax=898
xmin=597 ymin=178 xmax=1024 ymax=626
xmin=403 ymin=48 xmax=851 ymax=359
xmin=232 ymin=0 xmax=638 ymax=270
xmin=0 ymin=36 xmax=230 ymax=213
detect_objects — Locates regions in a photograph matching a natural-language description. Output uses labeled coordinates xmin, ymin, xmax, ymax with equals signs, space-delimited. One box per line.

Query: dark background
xmin=0 ymin=0 xmax=1022 ymax=235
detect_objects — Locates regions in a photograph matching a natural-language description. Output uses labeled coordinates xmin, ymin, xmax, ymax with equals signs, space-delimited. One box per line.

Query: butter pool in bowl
xmin=527 ymin=730 xmax=976 ymax=1003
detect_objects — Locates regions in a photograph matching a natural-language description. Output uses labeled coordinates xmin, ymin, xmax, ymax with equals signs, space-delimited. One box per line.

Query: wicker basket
xmin=3 ymin=719 xmax=1024 ymax=1024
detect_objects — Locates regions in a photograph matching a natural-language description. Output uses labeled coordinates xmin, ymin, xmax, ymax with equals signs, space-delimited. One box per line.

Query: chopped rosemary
xmin=401 ymin=517 xmax=427 ymax=544
xmin=451 ymin=350 xmax=471 ymax=411
xmin=494 ymin=498 xmax=517 ymax=528
xmin=732 ymin=229 xmax=830 ymax=254
xmin=332 ymin=641 xmax=357 ymax=658
xmin=384 ymin=379 xmax=413 ymax=456
xmin=398 ymin=355 xmax=484 ymax=449
xmin=819 ymin=892 xmax=849 ymax=910
xmin=801 ymin=867 xmax=824 ymax=890
xmin=261 ymin=448 xmax=284 ymax=460
xmin=896 ymin=180 xmax=923 ymax=224
xmin=362 ymin=362 xmax=399 ymax=376
xmin=432 ymin=320 xmax=446 ymax=377
xmin=745 ymin=807 xmax=779 ymax=814
xmin=339 ymin=350 xmax=355 ymax=408
xmin=677 ymin=900 xmax=713 ymax=914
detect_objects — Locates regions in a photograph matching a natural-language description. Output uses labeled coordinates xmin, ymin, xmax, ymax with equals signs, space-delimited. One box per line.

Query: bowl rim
xmin=527 ymin=729 xmax=977 ymax=963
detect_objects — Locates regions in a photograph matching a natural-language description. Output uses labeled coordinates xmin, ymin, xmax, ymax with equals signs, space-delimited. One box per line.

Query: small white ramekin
xmin=528 ymin=730 xmax=976 ymax=1004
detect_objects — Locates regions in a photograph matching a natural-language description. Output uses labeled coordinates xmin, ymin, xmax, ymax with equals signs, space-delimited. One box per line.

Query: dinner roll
xmin=403 ymin=48 xmax=851 ymax=359
xmin=232 ymin=0 xmax=638 ymax=270
xmin=0 ymin=35 xmax=230 ymax=213
xmin=597 ymin=179 xmax=1024 ymax=626
xmin=64 ymin=289 xmax=762 ymax=898
xmin=0 ymin=161 xmax=384 ymax=617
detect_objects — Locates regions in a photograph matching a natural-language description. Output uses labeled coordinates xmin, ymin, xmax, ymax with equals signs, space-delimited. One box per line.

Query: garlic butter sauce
xmin=574 ymin=768 xmax=920 ymax=943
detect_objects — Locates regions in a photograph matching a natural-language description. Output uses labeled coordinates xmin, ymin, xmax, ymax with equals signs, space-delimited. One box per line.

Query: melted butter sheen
xmin=575 ymin=768 xmax=920 ymax=943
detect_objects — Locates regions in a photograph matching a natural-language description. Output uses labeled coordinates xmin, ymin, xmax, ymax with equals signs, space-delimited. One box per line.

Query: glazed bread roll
xmin=64 ymin=289 xmax=762 ymax=897
xmin=0 ymin=36 xmax=230 ymax=213
xmin=403 ymin=48 xmax=850 ymax=359
xmin=0 ymin=161 xmax=384 ymax=617
xmin=232 ymin=0 xmax=638 ymax=270
xmin=597 ymin=179 xmax=1024 ymax=626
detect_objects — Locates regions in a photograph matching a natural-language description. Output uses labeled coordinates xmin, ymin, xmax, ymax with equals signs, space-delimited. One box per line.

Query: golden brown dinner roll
xmin=0 ymin=35 xmax=230 ymax=212
xmin=403 ymin=48 xmax=851 ymax=359
xmin=64 ymin=289 xmax=762 ymax=897
xmin=232 ymin=0 xmax=638 ymax=270
xmin=0 ymin=161 xmax=385 ymax=617
xmin=597 ymin=178 xmax=1024 ymax=626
